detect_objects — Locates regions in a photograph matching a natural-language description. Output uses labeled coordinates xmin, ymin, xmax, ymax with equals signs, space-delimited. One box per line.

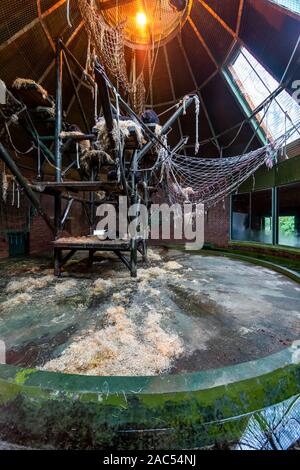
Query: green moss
xmin=0 ymin=380 xmax=20 ymax=405
xmin=15 ymin=368 xmax=37 ymax=385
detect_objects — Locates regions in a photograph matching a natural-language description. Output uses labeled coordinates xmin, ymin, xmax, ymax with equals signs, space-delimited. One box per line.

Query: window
xmin=231 ymin=183 xmax=300 ymax=249
xmin=231 ymin=190 xmax=273 ymax=244
xmin=227 ymin=47 xmax=300 ymax=145
xmin=268 ymin=0 xmax=300 ymax=15
xmin=251 ymin=190 xmax=273 ymax=243
xmin=231 ymin=193 xmax=250 ymax=241
xmin=278 ymin=182 xmax=300 ymax=247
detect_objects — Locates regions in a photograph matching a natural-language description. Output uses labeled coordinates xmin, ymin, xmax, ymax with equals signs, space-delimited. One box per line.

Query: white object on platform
xmin=93 ymin=230 xmax=107 ymax=241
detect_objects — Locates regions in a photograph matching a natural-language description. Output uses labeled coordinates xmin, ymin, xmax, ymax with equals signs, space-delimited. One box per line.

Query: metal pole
xmin=272 ymin=187 xmax=278 ymax=246
xmin=63 ymin=51 xmax=90 ymax=133
xmin=0 ymin=143 xmax=55 ymax=234
xmin=60 ymin=41 xmax=95 ymax=87
xmin=55 ymin=38 xmax=63 ymax=183
xmin=136 ymin=96 xmax=195 ymax=162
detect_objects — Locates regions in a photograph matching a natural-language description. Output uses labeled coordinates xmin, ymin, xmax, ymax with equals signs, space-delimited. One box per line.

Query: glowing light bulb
xmin=136 ymin=11 xmax=147 ymax=27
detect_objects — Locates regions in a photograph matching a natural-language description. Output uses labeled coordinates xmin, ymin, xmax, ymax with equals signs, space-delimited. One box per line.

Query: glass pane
xmin=231 ymin=193 xmax=250 ymax=241
xmin=228 ymin=47 xmax=300 ymax=144
xmin=250 ymin=190 xmax=273 ymax=244
xmin=268 ymin=0 xmax=300 ymax=15
xmin=278 ymin=183 xmax=300 ymax=247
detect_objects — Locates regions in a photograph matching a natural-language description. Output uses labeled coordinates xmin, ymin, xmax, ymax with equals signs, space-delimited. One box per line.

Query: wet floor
xmin=0 ymin=248 xmax=299 ymax=375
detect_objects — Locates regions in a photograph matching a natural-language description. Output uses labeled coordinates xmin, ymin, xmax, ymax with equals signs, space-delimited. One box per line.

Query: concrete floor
xmin=0 ymin=248 xmax=299 ymax=374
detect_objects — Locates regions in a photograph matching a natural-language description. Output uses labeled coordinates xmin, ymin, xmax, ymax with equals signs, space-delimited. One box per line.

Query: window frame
xmin=267 ymin=0 xmax=300 ymax=16
xmin=230 ymin=182 xmax=300 ymax=249
xmin=231 ymin=188 xmax=274 ymax=245
xmin=223 ymin=45 xmax=300 ymax=148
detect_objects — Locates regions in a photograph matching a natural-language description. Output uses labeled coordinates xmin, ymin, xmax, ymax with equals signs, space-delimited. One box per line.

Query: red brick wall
xmin=1 ymin=166 xmax=230 ymax=258
xmin=204 ymin=199 xmax=229 ymax=247
xmin=29 ymin=195 xmax=90 ymax=256
xmin=0 ymin=163 xmax=91 ymax=258
xmin=0 ymin=237 xmax=9 ymax=259
xmin=29 ymin=194 xmax=53 ymax=256
xmin=149 ymin=190 xmax=230 ymax=248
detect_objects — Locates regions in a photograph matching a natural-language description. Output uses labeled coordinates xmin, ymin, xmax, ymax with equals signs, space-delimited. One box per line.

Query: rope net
xmin=78 ymin=0 xmax=145 ymax=114
xmin=162 ymin=128 xmax=297 ymax=208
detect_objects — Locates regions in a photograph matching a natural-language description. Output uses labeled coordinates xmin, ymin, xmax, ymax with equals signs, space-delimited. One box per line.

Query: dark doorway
xmin=8 ymin=232 xmax=28 ymax=257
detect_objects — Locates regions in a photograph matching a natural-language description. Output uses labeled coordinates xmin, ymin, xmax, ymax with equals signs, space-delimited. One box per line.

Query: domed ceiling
xmin=0 ymin=0 xmax=299 ymax=156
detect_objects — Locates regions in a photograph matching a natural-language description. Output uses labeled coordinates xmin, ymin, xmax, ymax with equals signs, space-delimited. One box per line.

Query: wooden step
xmin=54 ymin=236 xmax=131 ymax=251
xmin=30 ymin=181 xmax=124 ymax=194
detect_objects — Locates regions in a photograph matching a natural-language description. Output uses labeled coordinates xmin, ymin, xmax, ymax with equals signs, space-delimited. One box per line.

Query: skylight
xmin=227 ymin=47 xmax=300 ymax=145
xmin=268 ymin=0 xmax=300 ymax=15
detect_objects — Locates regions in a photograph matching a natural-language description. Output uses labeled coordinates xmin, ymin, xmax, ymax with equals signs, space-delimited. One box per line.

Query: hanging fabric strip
xmin=67 ymin=0 xmax=72 ymax=28
xmin=76 ymin=142 xmax=80 ymax=169
xmin=12 ymin=179 xmax=15 ymax=206
xmin=17 ymin=184 xmax=20 ymax=209
xmin=94 ymin=82 xmax=98 ymax=124
xmin=194 ymin=95 xmax=200 ymax=155
xmin=37 ymin=140 xmax=41 ymax=178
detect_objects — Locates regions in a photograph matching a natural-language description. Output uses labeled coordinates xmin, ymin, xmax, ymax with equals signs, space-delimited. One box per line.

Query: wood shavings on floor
xmin=42 ymin=303 xmax=183 ymax=376
xmin=0 ymin=293 xmax=32 ymax=312
xmin=92 ymin=278 xmax=115 ymax=295
xmin=54 ymin=280 xmax=78 ymax=295
xmin=5 ymin=275 xmax=53 ymax=294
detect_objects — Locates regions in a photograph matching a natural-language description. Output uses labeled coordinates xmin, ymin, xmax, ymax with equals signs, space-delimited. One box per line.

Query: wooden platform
xmin=53 ymin=236 xmax=147 ymax=277
xmin=54 ymin=236 xmax=131 ymax=251
xmin=31 ymin=181 xmax=124 ymax=194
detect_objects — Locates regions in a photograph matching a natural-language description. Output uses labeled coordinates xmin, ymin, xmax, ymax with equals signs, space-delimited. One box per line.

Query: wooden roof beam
xmin=236 ymin=0 xmax=245 ymax=36
xmin=178 ymin=37 xmax=221 ymax=153
xmin=187 ymin=17 xmax=219 ymax=68
xmin=0 ymin=0 xmax=67 ymax=53
xmin=96 ymin=0 xmax=135 ymax=10
xmin=38 ymin=20 xmax=84 ymax=84
xmin=37 ymin=0 xmax=56 ymax=52
xmin=163 ymin=45 xmax=186 ymax=153
xmin=198 ymin=0 xmax=237 ymax=38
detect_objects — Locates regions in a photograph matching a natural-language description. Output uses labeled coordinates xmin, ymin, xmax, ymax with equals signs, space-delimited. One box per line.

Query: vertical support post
xmin=54 ymin=38 xmax=63 ymax=276
xmin=131 ymin=238 xmax=138 ymax=277
xmin=272 ymin=187 xmax=278 ymax=246
xmin=142 ymin=173 xmax=149 ymax=263
xmin=132 ymin=50 xmax=136 ymax=110
xmin=54 ymin=193 xmax=62 ymax=237
xmin=88 ymin=249 xmax=95 ymax=266
xmin=130 ymin=152 xmax=138 ymax=277
xmin=54 ymin=192 xmax=62 ymax=276
xmin=89 ymin=166 xmax=96 ymax=234
xmin=229 ymin=194 xmax=233 ymax=241
xmin=54 ymin=248 xmax=62 ymax=277
xmin=55 ymin=38 xmax=63 ymax=183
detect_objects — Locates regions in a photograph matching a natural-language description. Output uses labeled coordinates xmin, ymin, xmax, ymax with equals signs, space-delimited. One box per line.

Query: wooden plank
xmin=30 ymin=181 xmax=124 ymax=194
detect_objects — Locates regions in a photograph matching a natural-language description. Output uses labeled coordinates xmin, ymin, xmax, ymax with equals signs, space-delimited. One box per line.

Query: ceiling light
xmin=136 ymin=11 xmax=147 ymax=28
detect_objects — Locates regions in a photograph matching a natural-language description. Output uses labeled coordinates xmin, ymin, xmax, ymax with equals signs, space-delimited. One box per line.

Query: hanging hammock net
xmin=78 ymin=0 xmax=146 ymax=114
xmin=160 ymin=125 xmax=299 ymax=208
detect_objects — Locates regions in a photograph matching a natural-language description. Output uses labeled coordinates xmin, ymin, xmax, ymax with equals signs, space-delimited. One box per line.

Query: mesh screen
xmin=0 ymin=1 xmax=38 ymax=45
xmin=43 ymin=0 xmax=81 ymax=43
xmin=40 ymin=0 xmax=61 ymax=14
xmin=204 ymin=0 xmax=241 ymax=31
xmin=268 ymin=0 xmax=300 ymax=14
xmin=98 ymin=0 xmax=191 ymax=47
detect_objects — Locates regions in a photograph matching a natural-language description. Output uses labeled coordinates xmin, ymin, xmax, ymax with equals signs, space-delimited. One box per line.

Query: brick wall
xmin=0 ymin=164 xmax=91 ymax=258
xmin=0 ymin=237 xmax=9 ymax=258
xmin=204 ymin=199 xmax=229 ymax=247
xmin=149 ymin=190 xmax=230 ymax=248
xmin=1 ymin=171 xmax=230 ymax=258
